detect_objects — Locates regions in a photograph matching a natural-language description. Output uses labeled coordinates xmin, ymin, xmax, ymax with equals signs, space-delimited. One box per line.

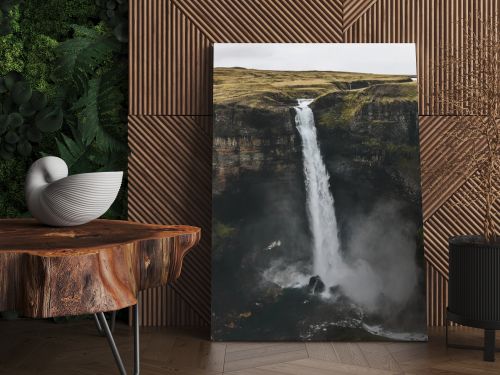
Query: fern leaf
xmin=72 ymin=71 xmax=126 ymax=153
xmin=56 ymin=135 xmax=86 ymax=173
xmin=53 ymin=25 xmax=120 ymax=93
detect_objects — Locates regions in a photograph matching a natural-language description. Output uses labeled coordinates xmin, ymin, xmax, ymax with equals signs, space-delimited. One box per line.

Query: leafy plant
xmin=72 ymin=70 xmax=125 ymax=151
xmin=96 ymin=0 xmax=128 ymax=42
xmin=50 ymin=24 xmax=126 ymax=174
xmin=0 ymin=71 xmax=62 ymax=159
xmin=53 ymin=25 xmax=120 ymax=94
xmin=0 ymin=0 xmax=128 ymax=221
xmin=0 ymin=0 xmax=23 ymax=36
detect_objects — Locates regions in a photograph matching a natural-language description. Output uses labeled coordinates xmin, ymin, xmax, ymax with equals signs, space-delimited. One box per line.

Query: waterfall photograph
xmin=212 ymin=44 xmax=427 ymax=342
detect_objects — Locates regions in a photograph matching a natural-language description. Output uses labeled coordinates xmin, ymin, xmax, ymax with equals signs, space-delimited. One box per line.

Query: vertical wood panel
xmin=129 ymin=0 xmax=211 ymax=115
xmin=130 ymin=0 xmax=500 ymax=327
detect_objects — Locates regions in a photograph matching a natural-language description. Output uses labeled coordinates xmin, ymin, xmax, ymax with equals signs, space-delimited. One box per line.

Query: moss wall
xmin=0 ymin=0 xmax=128 ymax=218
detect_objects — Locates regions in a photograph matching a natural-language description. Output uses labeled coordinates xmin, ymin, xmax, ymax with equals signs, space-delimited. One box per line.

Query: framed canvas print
xmin=212 ymin=43 xmax=427 ymax=342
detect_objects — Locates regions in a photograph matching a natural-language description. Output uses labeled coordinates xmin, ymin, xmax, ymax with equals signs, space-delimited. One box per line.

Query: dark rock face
xmin=308 ymin=276 xmax=325 ymax=294
xmin=213 ymin=105 xmax=300 ymax=194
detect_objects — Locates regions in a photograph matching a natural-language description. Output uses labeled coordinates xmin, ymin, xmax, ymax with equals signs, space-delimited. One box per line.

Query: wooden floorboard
xmin=1 ymin=320 xmax=500 ymax=374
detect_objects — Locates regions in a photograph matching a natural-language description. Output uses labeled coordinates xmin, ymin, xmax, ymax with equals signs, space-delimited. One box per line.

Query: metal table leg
xmin=94 ymin=304 xmax=140 ymax=375
xmin=94 ymin=311 xmax=117 ymax=336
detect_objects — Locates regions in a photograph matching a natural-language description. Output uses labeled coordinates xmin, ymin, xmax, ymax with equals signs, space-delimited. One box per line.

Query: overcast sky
xmin=214 ymin=43 xmax=417 ymax=75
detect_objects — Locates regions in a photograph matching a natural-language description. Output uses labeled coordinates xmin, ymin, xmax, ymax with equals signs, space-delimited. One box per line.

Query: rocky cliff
xmin=213 ymin=69 xmax=420 ymax=201
xmin=213 ymin=105 xmax=298 ymax=194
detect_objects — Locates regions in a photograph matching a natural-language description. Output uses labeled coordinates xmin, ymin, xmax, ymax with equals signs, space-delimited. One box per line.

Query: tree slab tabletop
xmin=0 ymin=219 xmax=201 ymax=318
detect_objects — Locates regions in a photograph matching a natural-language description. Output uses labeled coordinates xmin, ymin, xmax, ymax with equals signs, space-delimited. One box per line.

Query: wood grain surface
xmin=0 ymin=219 xmax=200 ymax=318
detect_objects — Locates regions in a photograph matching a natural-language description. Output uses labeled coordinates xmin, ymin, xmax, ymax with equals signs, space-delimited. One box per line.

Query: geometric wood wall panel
xmin=129 ymin=0 xmax=212 ymax=115
xmin=128 ymin=114 xmax=211 ymax=326
xmin=424 ymin=174 xmax=500 ymax=280
xmin=343 ymin=0 xmax=379 ymax=31
xmin=345 ymin=0 xmax=500 ymax=116
xmin=419 ymin=116 xmax=471 ymax=220
xmin=129 ymin=0 xmax=500 ymax=327
xmin=173 ymin=0 xmax=344 ymax=43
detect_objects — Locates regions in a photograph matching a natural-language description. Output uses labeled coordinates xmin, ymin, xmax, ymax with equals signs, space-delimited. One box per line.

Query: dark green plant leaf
xmin=35 ymin=106 xmax=63 ymax=132
xmin=4 ymin=72 xmax=22 ymax=90
xmin=53 ymin=25 xmax=120 ymax=93
xmin=0 ymin=24 xmax=10 ymax=36
xmin=0 ymin=148 xmax=13 ymax=160
xmin=0 ymin=115 xmax=7 ymax=134
xmin=4 ymin=130 xmax=19 ymax=144
xmin=18 ymin=123 xmax=28 ymax=136
xmin=17 ymin=140 xmax=32 ymax=156
xmin=19 ymin=102 xmax=36 ymax=117
xmin=30 ymin=91 xmax=48 ymax=111
xmin=113 ymin=22 xmax=128 ymax=43
xmin=56 ymin=131 xmax=93 ymax=172
xmin=11 ymin=81 xmax=32 ymax=105
xmin=72 ymin=73 xmax=126 ymax=152
xmin=0 ymin=78 xmax=7 ymax=94
xmin=2 ymin=97 xmax=14 ymax=114
xmin=26 ymin=127 xmax=42 ymax=143
xmin=3 ymin=142 xmax=15 ymax=152
xmin=7 ymin=112 xmax=23 ymax=128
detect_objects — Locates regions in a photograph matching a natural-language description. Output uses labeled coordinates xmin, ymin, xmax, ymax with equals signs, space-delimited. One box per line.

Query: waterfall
xmin=294 ymin=99 xmax=343 ymax=288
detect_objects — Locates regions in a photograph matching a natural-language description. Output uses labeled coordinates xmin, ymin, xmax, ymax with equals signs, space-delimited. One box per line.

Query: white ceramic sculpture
xmin=25 ymin=156 xmax=123 ymax=226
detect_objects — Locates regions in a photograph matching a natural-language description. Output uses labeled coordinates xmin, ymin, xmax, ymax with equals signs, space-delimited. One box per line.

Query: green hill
xmin=214 ymin=67 xmax=415 ymax=110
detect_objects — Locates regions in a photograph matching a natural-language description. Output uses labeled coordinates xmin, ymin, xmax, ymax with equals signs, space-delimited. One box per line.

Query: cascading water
xmin=294 ymin=99 xmax=344 ymax=288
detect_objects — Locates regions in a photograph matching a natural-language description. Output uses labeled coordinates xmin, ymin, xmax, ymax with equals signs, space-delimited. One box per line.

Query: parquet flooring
xmin=1 ymin=320 xmax=500 ymax=374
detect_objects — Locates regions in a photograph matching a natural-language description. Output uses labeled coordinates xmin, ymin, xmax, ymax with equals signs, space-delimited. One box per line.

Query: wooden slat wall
xmin=129 ymin=0 xmax=500 ymax=327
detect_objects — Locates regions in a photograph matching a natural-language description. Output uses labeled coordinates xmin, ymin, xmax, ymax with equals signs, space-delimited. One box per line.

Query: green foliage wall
xmin=0 ymin=0 xmax=128 ymax=218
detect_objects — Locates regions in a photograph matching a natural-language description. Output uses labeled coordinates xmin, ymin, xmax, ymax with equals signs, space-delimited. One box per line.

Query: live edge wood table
xmin=0 ymin=219 xmax=201 ymax=375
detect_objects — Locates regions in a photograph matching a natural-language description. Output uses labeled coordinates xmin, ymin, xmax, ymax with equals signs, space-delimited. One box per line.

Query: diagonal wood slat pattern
xmin=129 ymin=115 xmax=212 ymax=326
xmin=173 ymin=0 xmax=344 ymax=43
xmin=129 ymin=0 xmax=499 ymax=327
xmin=343 ymin=0 xmax=379 ymax=31
xmin=419 ymin=116 xmax=474 ymax=220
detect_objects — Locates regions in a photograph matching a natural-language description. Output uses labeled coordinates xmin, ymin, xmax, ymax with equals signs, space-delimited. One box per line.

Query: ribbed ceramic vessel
xmin=25 ymin=156 xmax=123 ymax=227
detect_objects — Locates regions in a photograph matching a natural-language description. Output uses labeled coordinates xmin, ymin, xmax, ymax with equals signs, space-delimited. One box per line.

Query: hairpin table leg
xmin=94 ymin=311 xmax=117 ymax=336
xmin=94 ymin=304 xmax=140 ymax=374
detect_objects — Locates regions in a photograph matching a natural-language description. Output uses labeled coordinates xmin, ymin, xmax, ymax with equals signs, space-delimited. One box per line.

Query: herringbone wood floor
xmin=1 ymin=320 xmax=499 ymax=375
